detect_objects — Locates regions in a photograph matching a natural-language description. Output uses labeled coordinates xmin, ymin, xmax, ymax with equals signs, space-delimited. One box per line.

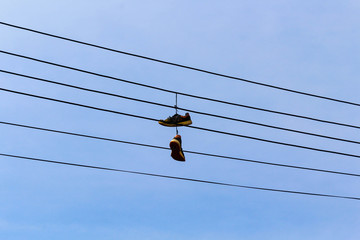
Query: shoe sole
xmin=177 ymin=120 xmax=192 ymax=126
xmin=170 ymin=139 xmax=185 ymax=161
xmin=158 ymin=120 xmax=192 ymax=127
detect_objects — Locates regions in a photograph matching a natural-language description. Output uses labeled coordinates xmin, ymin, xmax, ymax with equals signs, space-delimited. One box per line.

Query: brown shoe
xmin=169 ymin=135 xmax=185 ymax=161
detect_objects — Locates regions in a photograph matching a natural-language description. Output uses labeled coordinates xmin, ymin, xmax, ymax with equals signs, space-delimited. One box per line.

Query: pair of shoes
xmin=159 ymin=113 xmax=190 ymax=162
xmin=170 ymin=135 xmax=185 ymax=162
xmin=158 ymin=113 xmax=192 ymax=127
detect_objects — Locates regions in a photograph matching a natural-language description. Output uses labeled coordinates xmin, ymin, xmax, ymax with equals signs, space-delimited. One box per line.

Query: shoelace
xmin=166 ymin=114 xmax=180 ymax=122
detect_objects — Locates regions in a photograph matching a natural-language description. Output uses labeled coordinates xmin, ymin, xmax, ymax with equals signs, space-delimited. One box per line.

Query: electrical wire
xmin=2 ymin=87 xmax=360 ymax=159
xmin=1 ymin=21 xmax=359 ymax=107
xmin=2 ymin=69 xmax=360 ymax=145
xmin=2 ymin=50 xmax=360 ymax=130
xmin=0 ymin=152 xmax=359 ymax=201
xmin=2 ymin=120 xmax=360 ymax=178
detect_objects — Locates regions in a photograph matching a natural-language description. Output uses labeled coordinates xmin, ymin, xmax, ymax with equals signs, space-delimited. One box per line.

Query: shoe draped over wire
xmin=158 ymin=113 xmax=192 ymax=127
xmin=170 ymin=135 xmax=185 ymax=161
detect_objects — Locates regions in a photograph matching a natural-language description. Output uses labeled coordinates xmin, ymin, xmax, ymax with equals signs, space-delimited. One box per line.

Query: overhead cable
xmin=2 ymin=69 xmax=360 ymax=145
xmin=1 ymin=21 xmax=359 ymax=107
xmin=1 ymin=120 xmax=360 ymax=178
xmin=1 ymin=152 xmax=359 ymax=201
xmin=1 ymin=50 xmax=360 ymax=130
xmin=2 ymin=87 xmax=360 ymax=159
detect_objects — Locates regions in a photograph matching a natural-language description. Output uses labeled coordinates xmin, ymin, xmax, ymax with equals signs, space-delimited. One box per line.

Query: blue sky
xmin=1 ymin=0 xmax=360 ymax=239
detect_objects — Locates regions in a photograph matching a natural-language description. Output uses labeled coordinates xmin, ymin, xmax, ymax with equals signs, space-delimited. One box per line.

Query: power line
xmin=2 ymin=120 xmax=360 ymax=178
xmin=2 ymin=50 xmax=360 ymax=130
xmin=189 ymin=123 xmax=360 ymax=159
xmin=2 ymin=69 xmax=360 ymax=145
xmin=1 ymin=21 xmax=359 ymax=107
xmin=0 ymin=152 xmax=359 ymax=201
xmin=2 ymin=87 xmax=360 ymax=159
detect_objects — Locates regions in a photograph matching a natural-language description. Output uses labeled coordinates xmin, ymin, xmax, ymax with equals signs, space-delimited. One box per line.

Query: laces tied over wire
xmin=175 ymin=92 xmax=178 ymax=135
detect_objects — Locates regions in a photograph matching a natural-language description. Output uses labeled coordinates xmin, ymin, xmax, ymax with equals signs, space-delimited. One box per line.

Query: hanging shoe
xmin=159 ymin=113 xmax=192 ymax=127
xmin=169 ymin=135 xmax=185 ymax=162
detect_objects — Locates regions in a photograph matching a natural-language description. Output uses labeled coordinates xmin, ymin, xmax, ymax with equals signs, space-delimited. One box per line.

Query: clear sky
xmin=1 ymin=0 xmax=360 ymax=239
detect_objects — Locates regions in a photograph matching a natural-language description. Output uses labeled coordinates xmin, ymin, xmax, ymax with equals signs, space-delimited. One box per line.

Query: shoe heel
xmin=169 ymin=140 xmax=185 ymax=161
